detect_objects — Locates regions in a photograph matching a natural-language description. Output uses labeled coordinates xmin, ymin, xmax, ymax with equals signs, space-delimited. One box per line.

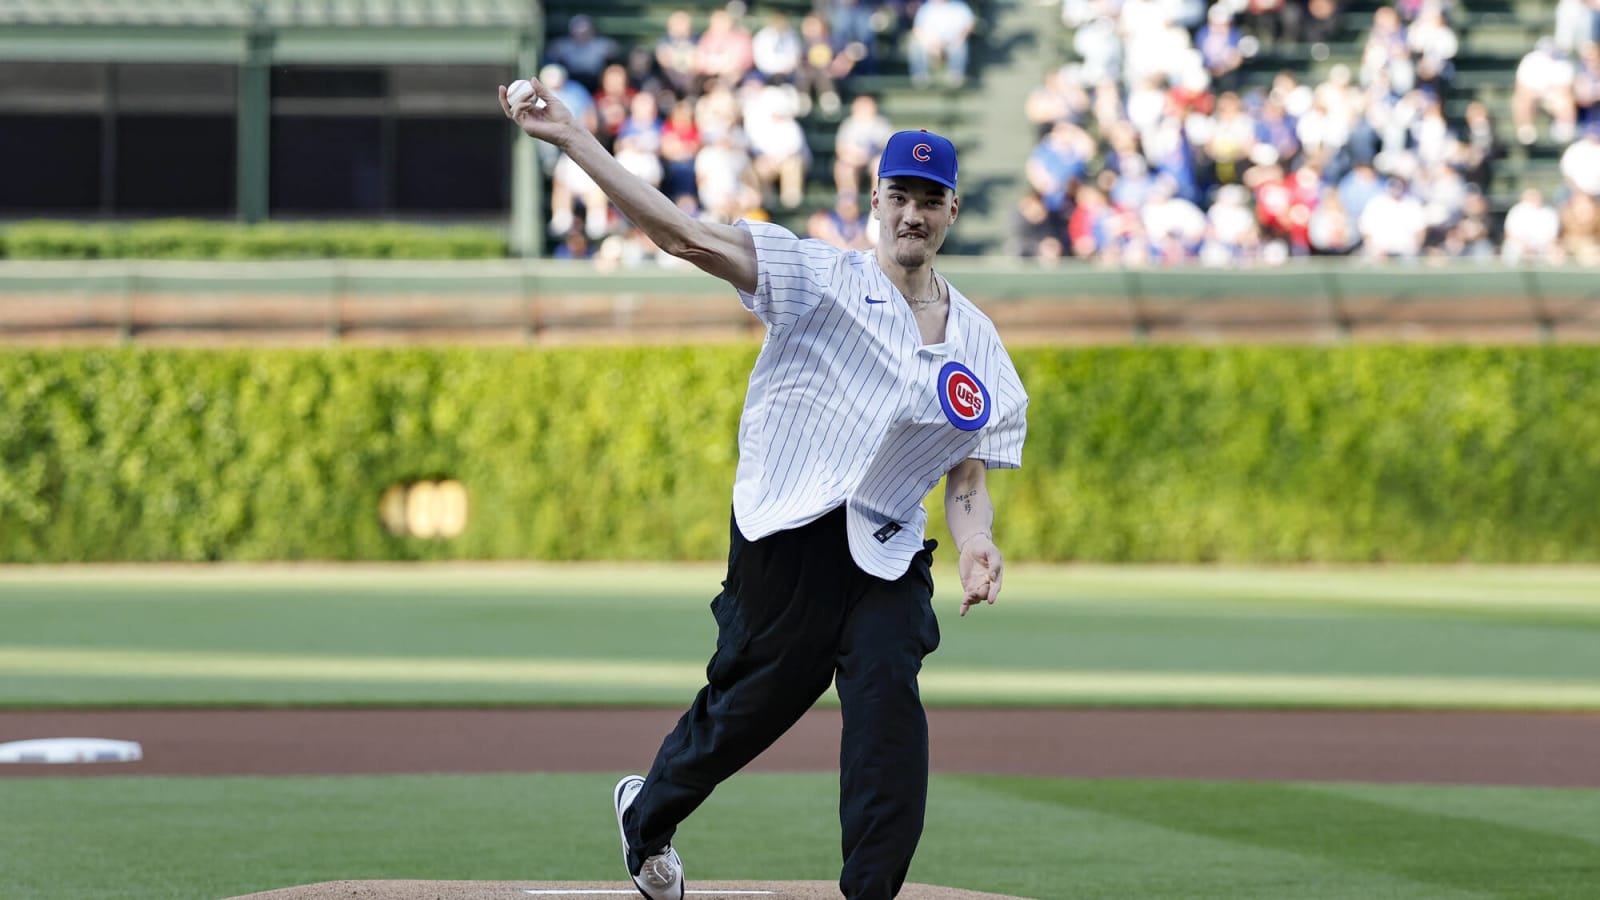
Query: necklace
xmin=905 ymin=274 xmax=944 ymax=311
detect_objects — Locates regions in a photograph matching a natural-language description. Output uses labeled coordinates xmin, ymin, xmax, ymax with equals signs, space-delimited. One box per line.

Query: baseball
xmin=507 ymin=79 xmax=540 ymax=108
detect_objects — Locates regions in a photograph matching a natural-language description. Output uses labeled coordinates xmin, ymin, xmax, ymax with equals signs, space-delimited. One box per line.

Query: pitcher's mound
xmin=225 ymin=880 xmax=1033 ymax=899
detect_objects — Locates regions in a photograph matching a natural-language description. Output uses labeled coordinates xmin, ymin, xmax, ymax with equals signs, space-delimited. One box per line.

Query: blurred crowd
xmin=1015 ymin=0 xmax=1600 ymax=265
xmin=538 ymin=0 xmax=975 ymax=266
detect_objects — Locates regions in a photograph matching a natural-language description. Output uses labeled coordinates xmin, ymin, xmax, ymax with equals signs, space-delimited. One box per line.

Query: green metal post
xmin=237 ymin=8 xmax=272 ymax=224
xmin=509 ymin=14 xmax=544 ymax=258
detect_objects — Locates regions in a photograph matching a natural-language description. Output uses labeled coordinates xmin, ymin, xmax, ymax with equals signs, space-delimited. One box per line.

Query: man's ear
xmin=950 ymin=193 xmax=960 ymax=223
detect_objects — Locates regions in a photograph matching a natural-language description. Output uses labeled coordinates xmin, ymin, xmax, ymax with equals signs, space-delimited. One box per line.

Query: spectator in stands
xmin=827 ymin=0 xmax=878 ymax=75
xmin=1308 ymin=189 xmax=1359 ymax=255
xmin=593 ymin=64 xmax=636 ymax=149
xmin=694 ymin=128 xmax=762 ymax=223
xmin=1337 ymin=160 xmax=1384 ymax=222
xmin=1205 ymin=91 xmax=1259 ymax=185
xmin=1025 ymin=67 xmax=1091 ymax=135
xmin=1361 ymin=6 xmax=1415 ymax=94
xmin=1100 ymin=121 xmax=1146 ymax=179
xmin=1068 ymin=183 xmax=1113 ymax=257
xmin=615 ymin=93 xmax=665 ymax=190
xmin=1107 ymin=153 xmax=1159 ymax=210
xmin=627 ymin=46 xmax=670 ymax=101
xmin=1406 ymin=3 xmax=1458 ymax=93
xmin=1009 ymin=189 xmax=1069 ymax=257
xmin=696 ymin=8 xmax=755 ymax=90
xmin=550 ymin=150 xmax=614 ymax=241
xmin=753 ymin=11 xmax=804 ymax=87
xmin=1255 ymin=95 xmax=1302 ymax=167
xmin=1197 ymin=5 xmax=1244 ymax=95
xmin=1514 ymin=39 xmax=1578 ymax=144
xmin=1561 ymin=121 xmax=1600 ymax=197
xmin=1027 ymin=120 xmax=1096 ymax=214
xmin=1560 ymin=190 xmax=1600 ymax=263
xmin=1441 ymin=188 xmax=1498 ymax=258
xmin=1071 ymin=14 xmax=1123 ymax=89
xmin=1148 ymin=91 xmax=1204 ymax=203
xmin=1408 ymin=90 xmax=1454 ymax=170
xmin=535 ymin=65 xmax=598 ymax=170
xmin=1502 ymin=188 xmax=1563 ymax=262
xmin=1418 ymin=163 xmax=1468 ymax=250
xmin=1555 ymin=0 xmax=1600 ymax=53
xmin=660 ymin=99 xmax=703 ymax=200
xmin=694 ymin=83 xmax=742 ymax=142
xmin=554 ymin=230 xmax=595 ymax=260
xmin=1456 ymin=100 xmax=1502 ymax=194
xmin=1244 ymin=0 xmax=1298 ymax=51
xmin=743 ymin=80 xmax=810 ymax=209
xmin=807 ymin=192 xmax=875 ymax=250
xmin=1358 ymin=176 xmax=1427 ymax=259
xmin=1141 ymin=174 xmax=1208 ymax=260
xmin=833 ymin=94 xmax=895 ymax=197
xmin=1200 ymin=183 xmax=1264 ymax=265
xmin=547 ymin=15 xmax=619 ymax=94
xmin=796 ymin=15 xmax=849 ymax=115
xmin=908 ymin=0 xmax=976 ymax=87
xmin=657 ymin=10 xmax=700 ymax=98
xmin=594 ymin=226 xmax=661 ymax=271
xmin=1126 ymin=74 xmax=1173 ymax=147
xmin=1303 ymin=0 xmax=1342 ymax=49
xmin=1574 ymin=41 xmax=1600 ymax=126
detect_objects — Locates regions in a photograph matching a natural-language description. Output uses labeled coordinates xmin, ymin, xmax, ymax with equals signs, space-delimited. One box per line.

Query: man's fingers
xmin=985 ymin=576 xmax=1000 ymax=605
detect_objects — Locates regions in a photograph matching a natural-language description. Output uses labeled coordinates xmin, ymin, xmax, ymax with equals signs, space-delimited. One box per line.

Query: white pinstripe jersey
xmin=731 ymin=220 xmax=1029 ymax=579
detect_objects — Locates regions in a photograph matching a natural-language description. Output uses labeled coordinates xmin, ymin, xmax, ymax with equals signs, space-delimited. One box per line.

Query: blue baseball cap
xmin=877 ymin=129 xmax=958 ymax=192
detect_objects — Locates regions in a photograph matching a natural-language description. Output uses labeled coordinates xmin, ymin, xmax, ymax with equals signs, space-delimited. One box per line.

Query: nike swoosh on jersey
xmin=865 ymin=296 xmax=887 ymax=304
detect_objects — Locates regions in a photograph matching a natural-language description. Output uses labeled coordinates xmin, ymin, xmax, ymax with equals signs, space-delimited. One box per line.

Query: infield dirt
xmin=2 ymin=707 xmax=1598 ymax=786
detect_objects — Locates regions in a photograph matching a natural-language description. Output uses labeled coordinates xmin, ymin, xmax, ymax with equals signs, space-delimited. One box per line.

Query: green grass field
xmin=3 ymin=565 xmax=1600 ymax=708
xmin=3 ymin=565 xmax=1600 ymax=899
xmin=2 ymin=774 xmax=1599 ymax=899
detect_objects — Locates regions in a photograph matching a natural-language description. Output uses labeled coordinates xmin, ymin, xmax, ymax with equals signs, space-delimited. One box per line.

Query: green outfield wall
xmin=2 ymin=345 xmax=1597 ymax=563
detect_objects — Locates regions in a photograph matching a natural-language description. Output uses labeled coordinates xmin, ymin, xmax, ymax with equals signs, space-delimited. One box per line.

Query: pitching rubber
xmin=223 ymin=880 xmax=1034 ymax=899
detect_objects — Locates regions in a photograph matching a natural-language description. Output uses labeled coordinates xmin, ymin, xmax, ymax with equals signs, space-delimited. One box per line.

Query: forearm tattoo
xmin=954 ymin=489 xmax=980 ymax=514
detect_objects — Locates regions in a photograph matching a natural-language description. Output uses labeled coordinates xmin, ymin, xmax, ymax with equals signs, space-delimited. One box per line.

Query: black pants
xmin=622 ymin=506 xmax=941 ymax=900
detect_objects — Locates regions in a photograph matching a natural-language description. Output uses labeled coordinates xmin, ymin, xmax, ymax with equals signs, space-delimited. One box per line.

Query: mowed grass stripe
xmin=962 ymin=777 xmax=1600 ymax=898
xmin=5 ymin=773 xmax=1599 ymax=900
xmin=6 ymin=564 xmax=1600 ymax=615
xmin=6 ymin=646 xmax=1600 ymax=709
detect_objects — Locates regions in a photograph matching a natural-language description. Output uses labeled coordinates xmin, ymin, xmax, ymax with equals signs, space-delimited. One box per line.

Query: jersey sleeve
xmin=974 ymin=349 xmax=1029 ymax=470
xmin=735 ymin=220 xmax=837 ymax=331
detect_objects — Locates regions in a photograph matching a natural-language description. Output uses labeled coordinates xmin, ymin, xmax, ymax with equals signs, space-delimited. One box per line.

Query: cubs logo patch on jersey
xmin=938 ymin=361 xmax=990 ymax=431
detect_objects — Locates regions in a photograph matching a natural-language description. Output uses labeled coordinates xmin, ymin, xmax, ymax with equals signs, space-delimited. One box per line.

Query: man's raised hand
xmin=499 ymin=78 xmax=580 ymax=150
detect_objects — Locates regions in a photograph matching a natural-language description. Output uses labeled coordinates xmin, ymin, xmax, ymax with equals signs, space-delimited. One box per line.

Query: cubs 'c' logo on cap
xmin=938 ymin=362 xmax=990 ymax=431
xmin=912 ymin=142 xmax=933 ymax=162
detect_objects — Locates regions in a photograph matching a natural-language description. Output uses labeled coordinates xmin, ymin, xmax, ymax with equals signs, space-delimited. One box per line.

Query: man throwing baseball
xmin=501 ymin=77 xmax=1027 ymax=900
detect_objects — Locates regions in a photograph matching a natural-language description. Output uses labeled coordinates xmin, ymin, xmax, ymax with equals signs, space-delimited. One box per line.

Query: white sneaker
xmin=614 ymin=775 xmax=684 ymax=900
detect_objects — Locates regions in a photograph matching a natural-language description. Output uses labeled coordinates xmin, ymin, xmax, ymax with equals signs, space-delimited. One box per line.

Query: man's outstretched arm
xmin=500 ymin=79 xmax=757 ymax=294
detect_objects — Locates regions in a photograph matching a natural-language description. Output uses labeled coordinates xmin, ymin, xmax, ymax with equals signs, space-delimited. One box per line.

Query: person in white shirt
xmin=1560 ymin=122 xmax=1600 ymax=197
xmin=1502 ymin=188 xmax=1563 ymax=261
xmin=751 ymin=10 xmax=803 ymax=84
xmin=502 ymin=80 xmax=1028 ymax=900
xmin=908 ymin=0 xmax=977 ymax=86
xmin=1358 ymin=176 xmax=1429 ymax=258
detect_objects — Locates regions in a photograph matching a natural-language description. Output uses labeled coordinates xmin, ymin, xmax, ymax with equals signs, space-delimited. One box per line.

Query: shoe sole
xmin=614 ymin=775 xmax=643 ymax=875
